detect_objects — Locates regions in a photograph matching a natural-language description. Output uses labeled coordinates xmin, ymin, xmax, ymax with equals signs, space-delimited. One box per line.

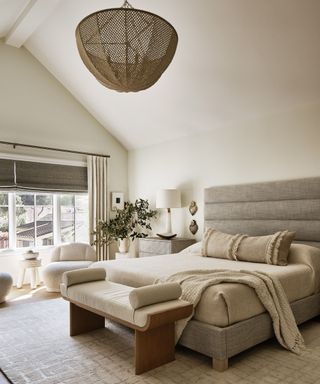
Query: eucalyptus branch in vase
xmin=92 ymin=198 xmax=157 ymax=253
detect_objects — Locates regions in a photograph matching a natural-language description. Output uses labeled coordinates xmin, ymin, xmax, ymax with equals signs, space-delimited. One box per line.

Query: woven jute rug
xmin=1 ymin=298 xmax=320 ymax=384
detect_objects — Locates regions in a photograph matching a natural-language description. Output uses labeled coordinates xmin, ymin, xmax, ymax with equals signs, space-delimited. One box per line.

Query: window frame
xmin=0 ymin=193 xmax=10 ymax=249
xmin=0 ymin=191 xmax=89 ymax=253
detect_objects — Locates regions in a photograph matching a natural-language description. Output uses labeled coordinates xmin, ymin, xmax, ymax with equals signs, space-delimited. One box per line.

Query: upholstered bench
xmin=60 ymin=268 xmax=192 ymax=374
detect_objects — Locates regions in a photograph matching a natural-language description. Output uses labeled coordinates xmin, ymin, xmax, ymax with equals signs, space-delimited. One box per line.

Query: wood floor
xmin=0 ymin=284 xmax=60 ymax=383
xmin=0 ymin=284 xmax=60 ymax=309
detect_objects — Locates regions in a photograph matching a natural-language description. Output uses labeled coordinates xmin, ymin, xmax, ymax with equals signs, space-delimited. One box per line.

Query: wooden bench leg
xmin=70 ymin=303 xmax=105 ymax=336
xmin=212 ymin=357 xmax=228 ymax=372
xmin=135 ymin=323 xmax=175 ymax=374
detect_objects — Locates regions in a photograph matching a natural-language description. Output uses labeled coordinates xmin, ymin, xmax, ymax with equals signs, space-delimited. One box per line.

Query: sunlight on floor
xmin=0 ymin=284 xmax=60 ymax=308
xmin=10 ymin=286 xmax=46 ymax=302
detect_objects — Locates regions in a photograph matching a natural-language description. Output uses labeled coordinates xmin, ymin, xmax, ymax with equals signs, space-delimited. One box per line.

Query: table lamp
xmin=156 ymin=189 xmax=181 ymax=239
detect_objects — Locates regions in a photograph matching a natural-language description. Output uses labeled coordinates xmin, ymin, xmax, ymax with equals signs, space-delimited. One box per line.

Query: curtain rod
xmin=0 ymin=140 xmax=110 ymax=159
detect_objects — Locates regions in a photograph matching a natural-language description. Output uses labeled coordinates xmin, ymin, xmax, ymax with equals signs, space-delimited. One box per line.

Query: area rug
xmin=1 ymin=368 xmax=14 ymax=383
xmin=1 ymin=299 xmax=320 ymax=384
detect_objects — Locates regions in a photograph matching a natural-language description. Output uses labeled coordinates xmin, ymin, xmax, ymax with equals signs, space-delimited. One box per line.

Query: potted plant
xmin=93 ymin=198 xmax=157 ymax=253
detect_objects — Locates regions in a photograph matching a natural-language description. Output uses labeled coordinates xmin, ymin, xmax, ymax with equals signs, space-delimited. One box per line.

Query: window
xmin=60 ymin=195 xmax=89 ymax=243
xmin=0 ymin=192 xmax=9 ymax=249
xmin=16 ymin=193 xmax=35 ymax=248
xmin=75 ymin=195 xmax=89 ymax=243
xmin=36 ymin=195 xmax=54 ymax=247
xmin=0 ymin=192 xmax=88 ymax=250
xmin=60 ymin=195 xmax=75 ymax=243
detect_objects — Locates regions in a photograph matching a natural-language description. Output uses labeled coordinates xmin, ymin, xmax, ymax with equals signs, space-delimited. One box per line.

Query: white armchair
xmin=42 ymin=243 xmax=96 ymax=292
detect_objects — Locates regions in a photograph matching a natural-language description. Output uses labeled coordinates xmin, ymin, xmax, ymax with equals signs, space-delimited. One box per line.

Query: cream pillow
xmin=201 ymin=228 xmax=242 ymax=260
xmin=235 ymin=230 xmax=295 ymax=265
xmin=202 ymin=228 xmax=295 ymax=265
xmin=129 ymin=283 xmax=182 ymax=309
xmin=274 ymin=231 xmax=296 ymax=266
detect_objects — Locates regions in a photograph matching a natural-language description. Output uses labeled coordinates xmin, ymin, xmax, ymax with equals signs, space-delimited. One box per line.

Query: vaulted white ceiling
xmin=1 ymin=0 xmax=320 ymax=149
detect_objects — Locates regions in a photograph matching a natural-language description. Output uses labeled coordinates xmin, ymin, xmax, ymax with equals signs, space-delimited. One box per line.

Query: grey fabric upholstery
xmin=180 ymin=293 xmax=320 ymax=361
xmin=176 ymin=177 xmax=320 ymax=368
xmin=205 ymin=177 xmax=320 ymax=202
xmin=204 ymin=177 xmax=320 ymax=246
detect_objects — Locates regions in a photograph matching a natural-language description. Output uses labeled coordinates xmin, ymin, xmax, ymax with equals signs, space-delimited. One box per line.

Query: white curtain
xmin=87 ymin=155 xmax=109 ymax=261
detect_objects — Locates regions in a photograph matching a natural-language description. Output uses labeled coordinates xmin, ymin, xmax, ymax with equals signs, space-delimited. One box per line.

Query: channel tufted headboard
xmin=204 ymin=177 xmax=320 ymax=248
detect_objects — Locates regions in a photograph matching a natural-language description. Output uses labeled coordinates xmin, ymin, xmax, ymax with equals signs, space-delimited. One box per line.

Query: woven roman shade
xmin=0 ymin=159 xmax=15 ymax=188
xmin=0 ymin=159 xmax=87 ymax=193
xmin=76 ymin=1 xmax=178 ymax=92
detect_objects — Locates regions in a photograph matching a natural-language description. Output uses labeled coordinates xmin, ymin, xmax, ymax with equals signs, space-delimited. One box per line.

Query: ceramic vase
xmin=118 ymin=238 xmax=130 ymax=253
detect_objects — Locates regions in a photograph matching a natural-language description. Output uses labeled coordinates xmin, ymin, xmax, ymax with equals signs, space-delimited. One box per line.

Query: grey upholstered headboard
xmin=204 ymin=177 xmax=320 ymax=248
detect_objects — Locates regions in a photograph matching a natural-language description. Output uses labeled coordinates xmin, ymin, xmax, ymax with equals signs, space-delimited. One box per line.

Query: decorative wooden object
xmin=189 ymin=201 xmax=198 ymax=216
xmin=189 ymin=220 xmax=199 ymax=235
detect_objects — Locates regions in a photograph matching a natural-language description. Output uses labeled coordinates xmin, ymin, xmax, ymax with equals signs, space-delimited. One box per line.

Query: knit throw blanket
xmin=157 ymin=269 xmax=305 ymax=354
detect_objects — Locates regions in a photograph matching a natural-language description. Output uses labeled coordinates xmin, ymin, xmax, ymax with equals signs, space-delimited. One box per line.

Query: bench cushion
xmin=63 ymin=280 xmax=189 ymax=328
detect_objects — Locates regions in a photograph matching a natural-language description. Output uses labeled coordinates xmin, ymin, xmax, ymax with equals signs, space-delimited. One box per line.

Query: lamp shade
xmin=156 ymin=189 xmax=181 ymax=209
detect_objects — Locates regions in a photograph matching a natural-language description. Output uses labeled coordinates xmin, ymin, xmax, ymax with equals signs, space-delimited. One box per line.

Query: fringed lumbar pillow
xmin=202 ymin=228 xmax=295 ymax=266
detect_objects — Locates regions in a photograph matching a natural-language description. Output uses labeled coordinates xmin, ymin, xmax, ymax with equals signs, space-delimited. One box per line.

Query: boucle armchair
xmin=0 ymin=272 xmax=13 ymax=303
xmin=42 ymin=243 xmax=96 ymax=292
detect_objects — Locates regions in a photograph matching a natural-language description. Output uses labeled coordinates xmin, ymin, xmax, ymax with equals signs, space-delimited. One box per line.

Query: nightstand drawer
xmin=139 ymin=240 xmax=169 ymax=254
xmin=139 ymin=238 xmax=196 ymax=257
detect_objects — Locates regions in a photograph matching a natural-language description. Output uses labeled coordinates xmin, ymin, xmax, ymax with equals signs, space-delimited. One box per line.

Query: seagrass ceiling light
xmin=75 ymin=1 xmax=178 ymax=92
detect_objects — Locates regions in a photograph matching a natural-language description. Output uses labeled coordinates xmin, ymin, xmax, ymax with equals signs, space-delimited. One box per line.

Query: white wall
xmin=129 ymin=102 xmax=320 ymax=246
xmin=0 ymin=40 xmax=128 ymax=280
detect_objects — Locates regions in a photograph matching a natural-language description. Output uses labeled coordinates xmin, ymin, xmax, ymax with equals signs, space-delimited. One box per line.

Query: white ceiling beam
xmin=5 ymin=0 xmax=61 ymax=48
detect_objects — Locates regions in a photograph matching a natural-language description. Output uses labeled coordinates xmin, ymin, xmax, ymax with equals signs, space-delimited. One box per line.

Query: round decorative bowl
xmin=23 ymin=251 xmax=39 ymax=260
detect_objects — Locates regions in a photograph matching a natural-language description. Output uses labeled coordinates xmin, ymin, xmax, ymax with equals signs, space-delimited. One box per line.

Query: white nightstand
xmin=139 ymin=237 xmax=196 ymax=257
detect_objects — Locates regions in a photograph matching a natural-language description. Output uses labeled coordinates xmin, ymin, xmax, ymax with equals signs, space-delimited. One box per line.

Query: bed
xmin=92 ymin=177 xmax=320 ymax=370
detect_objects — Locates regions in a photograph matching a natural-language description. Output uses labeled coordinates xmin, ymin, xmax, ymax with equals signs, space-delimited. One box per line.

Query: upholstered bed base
xmin=179 ymin=177 xmax=320 ymax=371
xmin=179 ymin=293 xmax=320 ymax=370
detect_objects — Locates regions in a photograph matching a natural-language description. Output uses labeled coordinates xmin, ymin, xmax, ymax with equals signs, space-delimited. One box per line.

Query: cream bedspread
xmin=91 ymin=243 xmax=320 ymax=327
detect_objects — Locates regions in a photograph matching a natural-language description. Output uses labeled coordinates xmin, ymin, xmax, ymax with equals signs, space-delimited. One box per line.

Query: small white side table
xmin=16 ymin=258 xmax=42 ymax=289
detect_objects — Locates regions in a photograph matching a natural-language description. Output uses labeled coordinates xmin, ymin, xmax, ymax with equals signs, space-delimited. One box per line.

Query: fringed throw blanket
xmin=157 ymin=269 xmax=305 ymax=354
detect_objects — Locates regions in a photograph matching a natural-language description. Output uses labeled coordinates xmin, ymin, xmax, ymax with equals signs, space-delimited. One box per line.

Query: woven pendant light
xmin=76 ymin=1 xmax=178 ymax=92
